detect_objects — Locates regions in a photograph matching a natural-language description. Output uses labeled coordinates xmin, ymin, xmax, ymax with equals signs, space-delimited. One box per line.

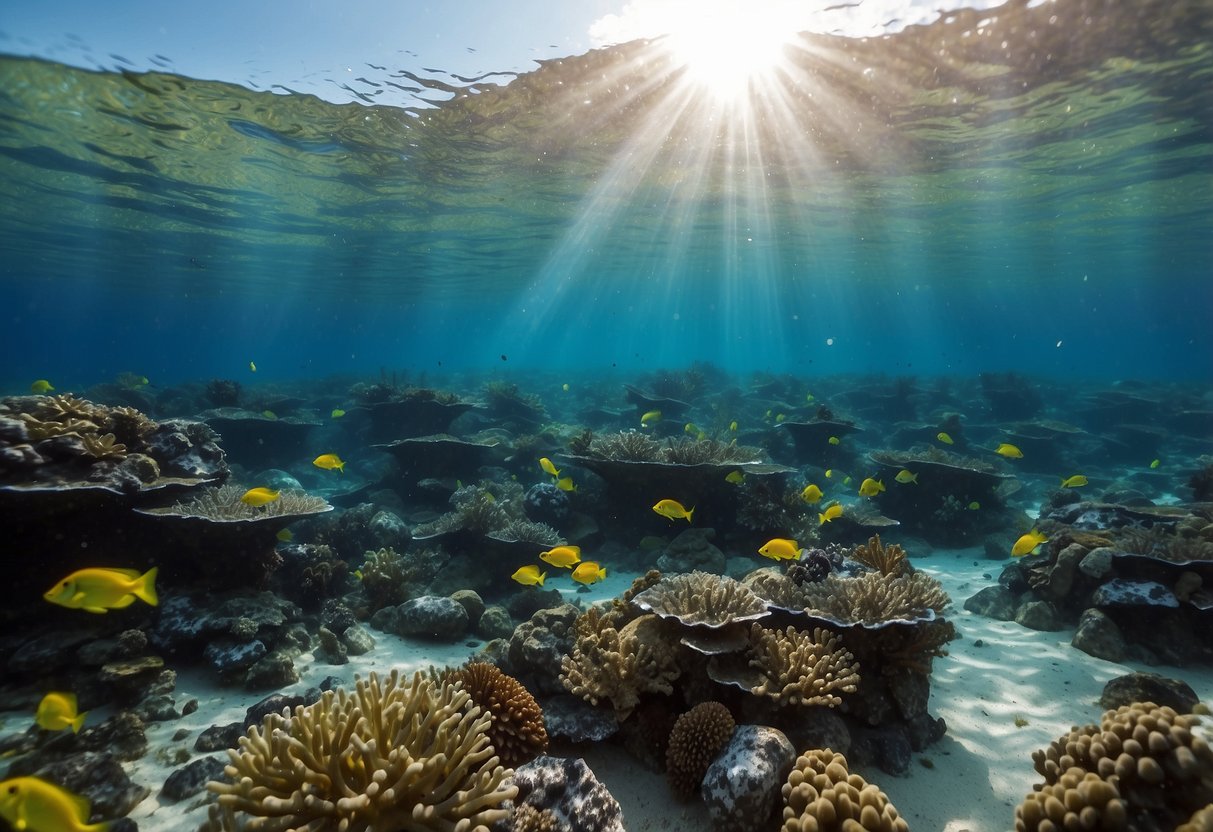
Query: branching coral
xmin=781 ymin=749 xmax=909 ymax=832
xmin=662 ymin=437 xmax=762 ymax=465
xmin=559 ymin=609 xmax=681 ymax=720
xmin=585 ymin=431 xmax=664 ymax=462
xmin=747 ymin=624 xmax=860 ymax=707
xmin=207 ymin=670 xmax=516 ymax=832
xmin=666 ymin=702 xmax=735 ymax=797
xmin=359 ymin=547 xmax=408 ymax=610
xmin=632 ymin=571 xmax=769 ymax=628
xmin=851 ymin=535 xmax=909 ymax=577
xmin=797 ymin=572 xmax=950 ymax=626
xmin=147 ymin=484 xmax=331 ymax=522
xmin=442 ymin=662 xmax=548 ymax=768
xmin=80 ymin=431 xmax=128 ymax=459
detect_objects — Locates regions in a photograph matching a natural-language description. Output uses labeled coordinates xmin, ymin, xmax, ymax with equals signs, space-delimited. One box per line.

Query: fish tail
xmin=134 ymin=567 xmax=159 ymax=606
xmin=337 ymin=462 xmax=345 ymax=473
xmin=818 ymin=512 xmax=826 ymax=524
xmin=686 ymin=507 xmax=695 ymax=523
xmin=536 ymin=572 xmax=545 ymax=586
xmin=72 ymin=711 xmax=87 ymax=733
xmin=599 ymin=567 xmax=608 ymax=579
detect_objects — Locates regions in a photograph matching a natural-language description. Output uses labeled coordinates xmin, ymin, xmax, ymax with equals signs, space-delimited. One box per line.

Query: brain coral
xmin=443 ymin=662 xmax=548 ymax=768
xmin=207 ymin=670 xmax=516 ymax=831
xmin=666 ymin=701 xmax=736 ymax=797
xmin=781 ymin=749 xmax=909 ymax=832
xmin=632 ymin=570 xmax=769 ymax=628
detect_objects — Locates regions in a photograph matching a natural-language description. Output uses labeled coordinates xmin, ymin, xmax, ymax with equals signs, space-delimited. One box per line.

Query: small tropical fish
xmin=819 ymin=504 xmax=843 ymax=524
xmin=805 ymin=392 xmax=814 ymax=402
xmin=684 ymin=422 xmax=700 ymax=435
xmin=758 ymin=538 xmax=802 ymax=561
xmin=652 ymin=499 xmax=694 ymax=523
xmin=995 ymin=443 xmax=1024 ymax=459
xmin=775 ymin=413 xmax=786 ymax=423
xmin=729 ymin=420 xmax=738 ymax=431
xmin=555 ymin=477 xmax=577 ymax=492
xmin=765 ymin=409 xmax=773 ymax=420
xmin=241 ymin=487 xmax=280 ymax=507
xmin=640 ymin=409 xmax=662 ymax=426
xmin=331 ymin=408 xmax=346 ymax=419
xmin=894 ymin=469 xmax=918 ymax=485
xmin=43 ymin=567 xmax=158 ymax=614
xmin=353 ymin=569 xmax=364 ymax=580
xmin=511 ymin=565 xmax=546 ymax=586
xmin=249 ymin=361 xmax=257 ymax=372
xmin=824 ymin=469 xmax=834 ymax=479
xmin=261 ymin=410 xmax=277 ymax=420
xmin=562 ymin=383 xmax=570 ymax=392
xmin=858 ymin=478 xmax=885 ymax=497
xmin=115 ymin=373 xmax=149 ymax=389
xmin=539 ymin=457 xmax=561 ymax=477
xmin=571 ymin=561 xmax=607 ymax=585
xmin=30 ymin=379 xmax=54 ymax=394
xmin=968 ymin=501 xmax=981 ymax=510
xmin=276 ymin=528 xmax=293 ymax=542
xmin=313 ymin=453 xmax=345 ymax=472
xmin=539 ymin=546 xmax=581 ymax=568
xmin=801 ymin=483 xmax=823 ymax=504
xmin=0 ymin=775 xmax=110 ymax=832
xmin=1011 ymin=530 xmax=1049 ymax=557
xmin=828 ymin=436 xmax=840 ymax=445
xmin=35 ymin=692 xmax=86 ymax=733
xmin=936 ymin=432 xmax=954 ymax=445
xmin=725 ymin=470 xmax=746 ymax=485
xmin=843 ymin=476 xmax=852 ymax=486
xmin=1060 ymin=475 xmax=1088 ymax=488
xmin=1150 ymin=458 xmax=1161 ymax=469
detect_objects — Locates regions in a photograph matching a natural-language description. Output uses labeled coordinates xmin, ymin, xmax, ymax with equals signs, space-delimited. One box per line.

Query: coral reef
xmin=559 ymin=609 xmax=681 ymax=720
xmin=207 ymin=670 xmax=516 ymax=831
xmin=781 ymin=749 xmax=909 ymax=832
xmin=414 ymin=481 xmax=562 ymax=547
xmin=851 ymin=534 xmax=909 ymax=577
xmin=631 ymin=571 xmax=769 ymax=628
xmin=666 ymin=701 xmax=736 ymax=797
xmin=441 ymin=662 xmax=548 ymax=768
xmin=746 ymin=624 xmax=861 ymax=707
xmin=795 ymin=572 xmax=950 ymax=627
xmin=143 ymin=483 xmax=331 ymax=522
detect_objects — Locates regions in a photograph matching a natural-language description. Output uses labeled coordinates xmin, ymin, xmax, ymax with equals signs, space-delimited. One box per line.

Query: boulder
xmin=702 ymin=725 xmax=796 ymax=832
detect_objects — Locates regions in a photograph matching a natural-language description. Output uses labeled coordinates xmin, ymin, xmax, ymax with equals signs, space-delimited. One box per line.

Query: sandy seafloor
xmin=47 ymin=549 xmax=1210 ymax=832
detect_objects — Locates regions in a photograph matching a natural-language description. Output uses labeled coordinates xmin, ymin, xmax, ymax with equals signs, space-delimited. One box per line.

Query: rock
xmin=243 ymin=689 xmax=321 ymax=729
xmin=702 ymin=725 xmax=796 ymax=832
xmin=510 ymin=755 xmax=625 ymax=832
xmin=850 ymin=724 xmax=913 ymax=776
xmin=506 ymin=587 xmax=565 ymax=621
xmin=1040 ymin=543 xmax=1086 ymax=602
xmin=314 ymin=626 xmax=349 ymax=665
xmin=203 ymin=639 xmax=267 ymax=674
xmin=369 ymin=604 xmax=400 ymax=633
xmin=8 ymin=628 xmax=96 ymax=675
xmin=1099 ymin=672 xmax=1199 ymax=713
xmin=394 ymin=596 xmax=469 ymax=641
xmin=16 ymin=751 xmax=149 ymax=821
xmin=369 ymin=509 xmax=411 ymax=551
xmin=151 ymin=592 xmax=302 ymax=654
xmin=133 ymin=694 xmax=181 ymax=723
xmin=542 ymin=694 xmax=619 ymax=743
xmin=1093 ymin=579 xmax=1179 ymax=608
xmin=243 ymin=650 xmax=299 ymax=690
xmin=450 ymin=590 xmax=486 ymax=628
xmin=73 ymin=712 xmax=149 ymax=762
xmin=161 ymin=756 xmax=227 ymax=802
xmin=963 ymin=585 xmax=1017 ymax=620
xmin=506 ymin=604 xmax=579 ymax=695
xmin=782 ymin=707 xmax=851 ymax=757
xmin=477 ymin=605 xmax=515 ymax=641
xmin=320 ymin=600 xmax=357 ymax=633
xmin=1015 ymin=600 xmax=1061 ymax=631
xmin=656 ymin=527 xmax=727 ymax=575
xmin=524 ymin=482 xmax=570 ymax=526
xmin=78 ymin=629 xmax=150 ymax=666
xmin=194 ymin=722 xmax=243 ymax=752
xmin=1079 ymin=547 xmax=1116 ymax=579
xmin=341 ymin=623 xmax=376 ymax=655
xmin=1071 ymin=608 xmax=1126 ymax=662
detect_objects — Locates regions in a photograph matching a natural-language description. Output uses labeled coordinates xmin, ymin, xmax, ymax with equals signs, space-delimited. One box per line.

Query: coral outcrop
xmin=745 ymin=625 xmax=861 ymax=707
xmin=632 ymin=571 xmax=769 ymax=628
xmin=781 ymin=749 xmax=909 ymax=832
xmin=559 ymin=609 xmax=681 ymax=720
xmin=442 ymin=662 xmax=548 ymax=768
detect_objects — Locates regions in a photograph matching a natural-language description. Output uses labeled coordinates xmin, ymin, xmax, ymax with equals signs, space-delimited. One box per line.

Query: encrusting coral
xmin=747 ymin=624 xmax=861 ymax=707
xmin=632 ymin=570 xmax=769 ymax=628
xmin=559 ymin=609 xmax=681 ymax=720
xmin=207 ymin=670 xmax=517 ymax=831
xmin=441 ymin=662 xmax=548 ymax=768
xmin=781 ymin=749 xmax=909 ymax=832
xmin=666 ymin=701 xmax=736 ymax=797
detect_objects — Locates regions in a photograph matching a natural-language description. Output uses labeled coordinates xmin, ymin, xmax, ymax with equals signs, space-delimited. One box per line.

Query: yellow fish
xmin=684 ymin=422 xmax=700 ymax=435
xmin=261 ymin=410 xmax=277 ymax=420
xmin=894 ymin=470 xmax=918 ymax=485
xmin=276 ymin=528 xmax=293 ymax=542
xmin=1149 ymin=458 xmax=1161 ymax=469
xmin=539 ymin=457 xmax=560 ymax=477
xmin=640 ymin=409 xmax=662 ymax=426
xmin=729 ymin=421 xmax=738 ymax=432
xmin=571 ymin=561 xmax=607 ymax=586
xmin=511 ymin=565 xmax=546 ymax=586
xmin=249 ymin=361 xmax=257 ymax=372
xmin=0 ymin=776 xmax=110 ymax=832
xmin=1060 ymin=475 xmax=1088 ymax=488
xmin=313 ymin=453 xmax=345 ymax=473
xmin=775 ymin=413 xmax=786 ymax=423
xmin=555 ymin=477 xmax=577 ymax=492
xmin=1011 ymin=530 xmax=1049 ymax=557
xmin=331 ymin=408 xmax=346 ymax=419
xmin=995 ymin=443 xmax=1024 ymax=459
xmin=858 ymin=478 xmax=885 ymax=497
xmin=937 ymin=432 xmax=954 ymax=445
xmin=968 ymin=501 xmax=981 ymax=510
xmin=43 ymin=567 xmax=158 ymax=614
xmin=725 ymin=470 xmax=746 ymax=485
xmin=800 ymin=484 xmax=823 ymax=504
xmin=843 ymin=476 xmax=852 ymax=486
xmin=805 ymin=392 xmax=814 ymax=402
xmin=35 ymin=692 xmax=86 ymax=733
xmin=562 ymin=383 xmax=570 ymax=392
xmin=758 ymin=538 xmax=802 ymax=561
xmin=539 ymin=546 xmax=581 ymax=568
xmin=652 ymin=499 xmax=694 ymax=523
xmin=30 ymin=379 xmax=54 ymax=394
xmin=819 ymin=504 xmax=843 ymax=524
xmin=824 ymin=469 xmax=834 ymax=479
xmin=828 ymin=436 xmax=840 ymax=445
xmin=240 ymin=487 xmax=280 ymax=507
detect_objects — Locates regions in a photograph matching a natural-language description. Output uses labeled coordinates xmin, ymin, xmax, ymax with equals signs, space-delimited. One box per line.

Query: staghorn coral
xmin=631 ymin=570 xmax=769 ymax=628
xmin=1021 ymin=701 xmax=1213 ymax=832
xmin=559 ymin=609 xmax=681 ymax=720
xmin=797 ymin=571 xmax=950 ymax=626
xmin=148 ymin=483 xmax=331 ymax=522
xmin=442 ymin=662 xmax=548 ymax=768
xmin=851 ymin=534 xmax=909 ymax=577
xmin=747 ymin=624 xmax=861 ymax=707
xmin=782 ymin=749 xmax=909 ymax=832
xmin=666 ymin=701 xmax=735 ymax=797
xmin=207 ymin=670 xmax=516 ymax=832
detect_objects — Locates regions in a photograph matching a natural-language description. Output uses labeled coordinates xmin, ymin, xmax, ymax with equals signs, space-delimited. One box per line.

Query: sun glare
xmin=664 ymin=2 xmax=801 ymax=99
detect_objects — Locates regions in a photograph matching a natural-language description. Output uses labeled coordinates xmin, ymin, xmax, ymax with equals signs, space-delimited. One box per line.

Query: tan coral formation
xmin=851 ymin=534 xmax=909 ymax=577
xmin=781 ymin=749 xmax=909 ymax=832
xmin=442 ymin=662 xmax=548 ymax=768
xmin=797 ymin=571 xmax=950 ymax=625
xmin=146 ymin=483 xmax=331 ymax=521
xmin=747 ymin=624 xmax=860 ymax=707
xmin=559 ymin=609 xmax=681 ymax=720
xmin=631 ymin=570 xmax=769 ymax=628
xmin=666 ymin=701 xmax=736 ymax=797
xmin=207 ymin=670 xmax=517 ymax=832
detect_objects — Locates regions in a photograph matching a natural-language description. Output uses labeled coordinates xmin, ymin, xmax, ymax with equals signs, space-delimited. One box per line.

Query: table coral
xmin=797 ymin=571 xmax=950 ymax=626
xmin=207 ymin=670 xmax=516 ymax=831
xmin=632 ymin=570 xmax=769 ymax=628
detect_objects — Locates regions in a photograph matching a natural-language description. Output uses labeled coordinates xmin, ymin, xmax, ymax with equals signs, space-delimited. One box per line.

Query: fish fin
xmin=69 ymin=790 xmax=92 ymax=821
xmin=72 ymin=711 xmax=87 ymax=733
xmin=134 ymin=567 xmax=159 ymax=606
xmin=110 ymin=568 xmax=143 ymax=579
xmin=82 ymin=606 xmax=110 ymax=614
xmin=108 ymin=594 xmax=137 ymax=609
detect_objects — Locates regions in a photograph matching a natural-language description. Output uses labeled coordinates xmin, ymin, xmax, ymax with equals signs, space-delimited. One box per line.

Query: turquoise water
xmin=0 ymin=0 xmax=1210 ymax=385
